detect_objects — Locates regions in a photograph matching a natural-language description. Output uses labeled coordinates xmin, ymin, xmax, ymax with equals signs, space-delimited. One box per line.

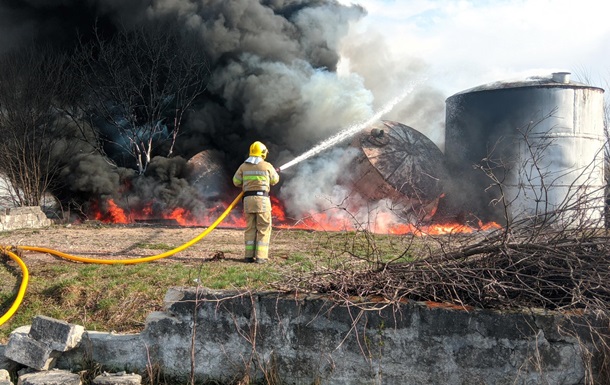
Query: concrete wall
xmin=0 ymin=206 xmax=52 ymax=232
xmin=49 ymin=287 xmax=601 ymax=385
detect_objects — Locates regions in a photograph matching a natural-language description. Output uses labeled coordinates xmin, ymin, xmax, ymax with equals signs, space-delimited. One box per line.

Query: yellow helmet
xmin=249 ymin=141 xmax=268 ymax=159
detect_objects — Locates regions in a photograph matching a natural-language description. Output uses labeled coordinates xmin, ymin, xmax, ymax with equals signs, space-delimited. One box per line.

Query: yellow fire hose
xmin=0 ymin=191 xmax=244 ymax=327
xmin=0 ymin=248 xmax=29 ymax=326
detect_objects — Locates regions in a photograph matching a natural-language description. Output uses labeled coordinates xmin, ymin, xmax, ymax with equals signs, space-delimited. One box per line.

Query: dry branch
xmin=303 ymin=230 xmax=610 ymax=311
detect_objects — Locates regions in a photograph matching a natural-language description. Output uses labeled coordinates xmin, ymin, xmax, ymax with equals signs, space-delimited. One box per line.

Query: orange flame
xmin=93 ymin=199 xmax=129 ymax=224
xmin=89 ymin=196 xmax=501 ymax=236
xmin=386 ymin=221 xmax=501 ymax=236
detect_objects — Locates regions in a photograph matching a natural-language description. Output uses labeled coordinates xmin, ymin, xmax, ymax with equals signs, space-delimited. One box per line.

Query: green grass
xmin=0 ymin=228 xmax=432 ymax=342
xmin=283 ymin=253 xmax=316 ymax=272
xmin=0 ymin=258 xmax=286 ymax=340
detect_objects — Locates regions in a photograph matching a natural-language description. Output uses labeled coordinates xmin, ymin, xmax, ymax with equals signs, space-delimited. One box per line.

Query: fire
xmin=90 ymin=198 xmax=247 ymax=228
xmin=89 ymin=196 xmax=501 ymax=236
xmin=167 ymin=207 xmax=190 ymax=225
xmin=387 ymin=220 xmax=501 ymax=236
xmin=93 ymin=199 xmax=129 ymax=224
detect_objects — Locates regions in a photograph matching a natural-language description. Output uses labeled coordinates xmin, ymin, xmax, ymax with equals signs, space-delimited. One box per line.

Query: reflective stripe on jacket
xmin=233 ymin=160 xmax=279 ymax=191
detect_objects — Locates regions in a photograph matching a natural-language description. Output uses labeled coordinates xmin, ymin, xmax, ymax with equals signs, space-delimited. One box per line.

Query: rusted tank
xmin=186 ymin=149 xmax=231 ymax=199
xmin=445 ymin=72 xmax=606 ymax=227
xmin=350 ymin=120 xmax=447 ymax=222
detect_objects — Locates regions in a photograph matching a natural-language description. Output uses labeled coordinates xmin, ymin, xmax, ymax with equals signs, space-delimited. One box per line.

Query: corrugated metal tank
xmin=350 ymin=120 xmax=447 ymax=222
xmin=444 ymin=72 xmax=606 ymax=226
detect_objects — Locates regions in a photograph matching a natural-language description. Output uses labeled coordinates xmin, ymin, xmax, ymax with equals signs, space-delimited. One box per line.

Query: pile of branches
xmin=306 ymin=227 xmax=610 ymax=311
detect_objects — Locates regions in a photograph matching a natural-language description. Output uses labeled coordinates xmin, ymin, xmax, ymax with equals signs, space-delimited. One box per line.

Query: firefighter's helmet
xmin=249 ymin=141 xmax=268 ymax=159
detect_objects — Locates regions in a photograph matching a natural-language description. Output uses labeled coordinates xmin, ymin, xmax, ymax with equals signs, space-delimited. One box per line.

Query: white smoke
xmin=337 ymin=11 xmax=447 ymax=150
xmin=280 ymin=147 xmax=358 ymax=216
xmin=279 ymin=146 xmax=407 ymax=231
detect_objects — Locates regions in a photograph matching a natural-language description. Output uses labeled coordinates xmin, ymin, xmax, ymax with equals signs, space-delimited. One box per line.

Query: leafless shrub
xmin=300 ymin=114 xmax=607 ymax=306
xmin=278 ymin=110 xmax=610 ymax=382
xmin=0 ymin=46 xmax=81 ymax=207
xmin=72 ymin=20 xmax=209 ymax=175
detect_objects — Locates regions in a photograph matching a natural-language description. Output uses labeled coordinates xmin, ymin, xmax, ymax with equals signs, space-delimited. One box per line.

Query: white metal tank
xmin=444 ymin=72 xmax=606 ymax=227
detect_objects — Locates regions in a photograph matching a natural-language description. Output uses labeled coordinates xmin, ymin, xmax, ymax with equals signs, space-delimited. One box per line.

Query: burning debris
xmin=84 ymin=116 xmax=501 ymax=235
xmin=134 ymin=218 xmax=181 ymax=226
xmin=186 ymin=149 xmax=231 ymax=200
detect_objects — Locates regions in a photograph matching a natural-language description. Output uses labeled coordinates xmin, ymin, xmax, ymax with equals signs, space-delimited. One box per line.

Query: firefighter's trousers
xmin=243 ymin=196 xmax=272 ymax=261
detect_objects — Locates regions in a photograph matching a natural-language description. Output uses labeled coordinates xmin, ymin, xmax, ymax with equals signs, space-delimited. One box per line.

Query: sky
xmin=337 ymin=0 xmax=610 ymax=98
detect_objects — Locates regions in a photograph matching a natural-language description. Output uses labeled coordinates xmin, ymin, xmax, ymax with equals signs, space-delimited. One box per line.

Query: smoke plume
xmin=0 ymin=0 xmax=447 ymax=227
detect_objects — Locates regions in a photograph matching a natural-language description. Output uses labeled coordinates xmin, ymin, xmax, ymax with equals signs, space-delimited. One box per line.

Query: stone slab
xmin=0 ymin=369 xmax=11 ymax=382
xmin=29 ymin=316 xmax=84 ymax=352
xmin=4 ymin=333 xmax=58 ymax=371
xmin=0 ymin=345 xmax=20 ymax=373
xmin=0 ymin=369 xmax=12 ymax=385
xmin=56 ymin=332 xmax=147 ymax=374
xmin=92 ymin=373 xmax=142 ymax=385
xmin=17 ymin=370 xmax=81 ymax=385
xmin=0 ymin=206 xmax=52 ymax=231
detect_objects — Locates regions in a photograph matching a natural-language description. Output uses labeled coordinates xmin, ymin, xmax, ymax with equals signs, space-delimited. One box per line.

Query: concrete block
xmin=4 ymin=333 xmax=58 ymax=371
xmin=17 ymin=370 xmax=81 ymax=385
xmin=92 ymin=373 xmax=142 ymax=385
xmin=0 ymin=369 xmax=11 ymax=382
xmin=9 ymin=326 xmax=30 ymax=335
xmin=56 ymin=332 xmax=148 ymax=374
xmin=0 ymin=370 xmax=12 ymax=385
xmin=0 ymin=206 xmax=51 ymax=231
xmin=29 ymin=316 xmax=84 ymax=352
xmin=46 ymin=287 xmax=603 ymax=385
xmin=1 ymin=345 xmax=20 ymax=373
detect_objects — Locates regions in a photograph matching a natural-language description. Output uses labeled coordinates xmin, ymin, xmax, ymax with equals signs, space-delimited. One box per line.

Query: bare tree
xmin=285 ymin=110 xmax=610 ymax=383
xmin=0 ymin=46 xmax=78 ymax=207
xmin=73 ymin=21 xmax=210 ymax=175
xmin=574 ymin=70 xmax=609 ymax=227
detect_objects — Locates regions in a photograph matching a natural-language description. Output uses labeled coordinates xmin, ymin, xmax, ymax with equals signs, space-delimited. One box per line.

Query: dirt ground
xmin=0 ymin=223 xmax=314 ymax=265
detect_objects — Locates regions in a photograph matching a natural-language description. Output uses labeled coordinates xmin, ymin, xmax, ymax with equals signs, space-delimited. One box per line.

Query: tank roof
xmin=356 ymin=120 xmax=447 ymax=199
xmin=448 ymin=73 xmax=604 ymax=98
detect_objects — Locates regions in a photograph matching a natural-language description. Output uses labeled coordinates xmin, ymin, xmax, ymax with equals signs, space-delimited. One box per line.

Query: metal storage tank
xmin=350 ymin=120 xmax=448 ymax=222
xmin=444 ymin=72 xmax=605 ymax=227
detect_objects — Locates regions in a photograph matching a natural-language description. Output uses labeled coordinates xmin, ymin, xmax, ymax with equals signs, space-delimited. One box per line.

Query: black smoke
xmin=0 ymin=0 xmax=447 ymax=225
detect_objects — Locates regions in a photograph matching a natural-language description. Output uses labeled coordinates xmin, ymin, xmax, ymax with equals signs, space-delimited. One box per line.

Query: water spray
xmin=277 ymin=78 xmax=425 ymax=172
xmin=0 ymin=78 xmax=426 ymax=327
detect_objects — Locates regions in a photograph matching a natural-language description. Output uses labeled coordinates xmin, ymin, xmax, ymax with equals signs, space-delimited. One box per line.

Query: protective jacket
xmin=232 ymin=157 xmax=280 ymax=261
xmin=232 ymin=157 xmax=280 ymax=207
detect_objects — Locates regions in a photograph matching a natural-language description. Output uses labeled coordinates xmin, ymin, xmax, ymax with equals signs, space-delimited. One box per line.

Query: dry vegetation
xmin=307 ymin=227 xmax=610 ymax=311
xmin=0 ymin=222 xmax=414 ymax=342
xmin=2 ymin=194 xmax=610 ymax=383
xmin=2 ymin=214 xmax=610 ymax=383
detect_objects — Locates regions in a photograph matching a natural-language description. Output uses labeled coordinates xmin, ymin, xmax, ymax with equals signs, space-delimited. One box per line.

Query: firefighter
xmin=232 ymin=141 xmax=280 ymax=263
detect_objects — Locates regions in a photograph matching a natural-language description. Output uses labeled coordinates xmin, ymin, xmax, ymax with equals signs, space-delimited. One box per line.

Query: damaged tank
xmin=349 ymin=120 xmax=448 ymax=222
xmin=186 ymin=149 xmax=231 ymax=199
